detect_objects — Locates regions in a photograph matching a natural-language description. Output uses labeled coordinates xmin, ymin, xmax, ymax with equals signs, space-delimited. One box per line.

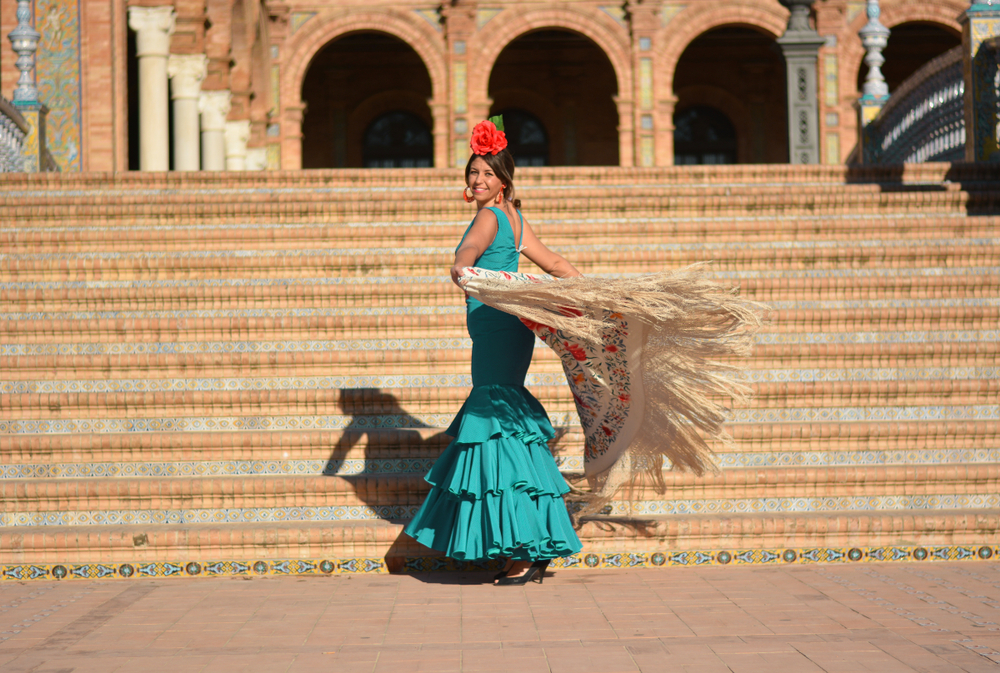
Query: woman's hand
xmin=450 ymin=263 xmax=468 ymax=287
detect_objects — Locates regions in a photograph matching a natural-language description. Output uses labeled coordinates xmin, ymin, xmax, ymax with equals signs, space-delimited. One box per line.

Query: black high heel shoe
xmin=495 ymin=560 xmax=550 ymax=586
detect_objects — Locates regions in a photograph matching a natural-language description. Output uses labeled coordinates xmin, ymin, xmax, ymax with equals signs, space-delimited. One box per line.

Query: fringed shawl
xmin=458 ymin=264 xmax=768 ymax=517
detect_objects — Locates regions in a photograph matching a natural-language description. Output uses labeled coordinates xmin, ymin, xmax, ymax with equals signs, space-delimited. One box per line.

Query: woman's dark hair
xmin=465 ymin=149 xmax=522 ymax=209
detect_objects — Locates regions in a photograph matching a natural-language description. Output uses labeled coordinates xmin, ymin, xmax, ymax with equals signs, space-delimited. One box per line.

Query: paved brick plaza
xmin=2 ymin=562 xmax=1000 ymax=672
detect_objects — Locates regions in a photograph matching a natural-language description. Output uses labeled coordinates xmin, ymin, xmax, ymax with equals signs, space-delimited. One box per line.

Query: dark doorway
xmin=495 ymin=108 xmax=549 ymax=166
xmin=301 ymin=32 xmax=433 ymax=168
xmin=489 ymin=30 xmax=618 ymax=166
xmin=127 ymin=28 xmax=139 ymax=170
xmin=362 ymin=111 xmax=433 ymax=168
xmin=673 ymin=106 xmax=738 ymax=165
xmin=673 ymin=26 xmax=787 ymax=163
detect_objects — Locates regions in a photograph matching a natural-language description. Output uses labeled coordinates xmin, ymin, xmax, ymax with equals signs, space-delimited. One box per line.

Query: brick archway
xmin=656 ymin=5 xmax=787 ymax=90
xmin=470 ymin=8 xmax=631 ymax=100
xmin=280 ymin=10 xmax=447 ymax=168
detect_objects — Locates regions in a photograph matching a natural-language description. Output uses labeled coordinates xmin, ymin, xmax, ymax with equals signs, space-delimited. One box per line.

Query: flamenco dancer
xmin=405 ymin=117 xmax=766 ymax=586
xmin=403 ymin=117 xmax=583 ymax=585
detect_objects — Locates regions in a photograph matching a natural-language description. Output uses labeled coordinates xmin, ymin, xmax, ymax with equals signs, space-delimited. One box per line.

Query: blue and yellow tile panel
xmin=3 ymin=545 xmax=997 ymax=582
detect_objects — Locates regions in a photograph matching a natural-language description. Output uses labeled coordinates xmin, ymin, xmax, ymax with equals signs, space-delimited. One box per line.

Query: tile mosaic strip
xmin=0 ymin=506 xmax=419 ymax=527
xmin=607 ymin=494 xmax=1000 ymax=517
xmin=5 ymin=367 xmax=998 ymax=394
xmin=5 ymin=298 xmax=998 ymax=321
xmin=6 ymin=237 xmax=996 ymax=261
xmin=2 ymin=545 xmax=997 ymax=582
xmin=5 ymin=448 xmax=1000 ymax=481
xmin=4 ymin=267 xmax=995 ymax=292
xmin=2 ymin=406 xmax=997 ymax=436
xmin=5 ymin=211 xmax=977 ymax=234
xmin=3 ymin=330 xmax=996 ymax=357
xmin=4 ymin=494 xmax=999 ymax=528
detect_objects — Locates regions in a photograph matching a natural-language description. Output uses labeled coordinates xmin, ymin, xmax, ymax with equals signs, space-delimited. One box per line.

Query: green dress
xmin=404 ymin=207 xmax=583 ymax=561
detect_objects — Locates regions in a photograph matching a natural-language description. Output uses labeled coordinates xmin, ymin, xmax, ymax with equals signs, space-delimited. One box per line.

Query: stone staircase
xmin=2 ymin=164 xmax=999 ymax=581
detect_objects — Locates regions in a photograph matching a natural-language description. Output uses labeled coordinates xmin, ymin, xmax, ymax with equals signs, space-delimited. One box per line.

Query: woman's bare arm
xmin=519 ymin=217 xmax=582 ymax=278
xmin=450 ymin=209 xmax=499 ymax=286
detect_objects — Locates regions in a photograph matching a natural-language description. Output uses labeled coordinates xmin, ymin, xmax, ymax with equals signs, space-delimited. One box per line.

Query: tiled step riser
xmin=9 ymin=220 xmax=1000 ymax=252
xmin=5 ymin=342 xmax=995 ymax=377
xmin=5 ymin=311 xmax=996 ymax=345
xmin=5 ymin=248 xmax=999 ymax=281
xmin=3 ymin=380 xmax=998 ymax=419
xmin=4 ymin=511 xmax=998 ymax=568
xmin=4 ymin=422 xmax=995 ymax=465
xmin=4 ymin=464 xmax=999 ymax=511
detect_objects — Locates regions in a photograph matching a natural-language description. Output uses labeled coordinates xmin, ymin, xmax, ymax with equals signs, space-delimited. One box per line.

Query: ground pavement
xmin=2 ymin=562 xmax=1000 ymax=672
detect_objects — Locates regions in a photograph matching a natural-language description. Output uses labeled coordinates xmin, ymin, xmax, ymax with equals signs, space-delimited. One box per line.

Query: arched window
xmin=496 ymin=109 xmax=549 ymax=166
xmin=362 ymin=111 xmax=433 ymax=168
xmin=673 ymin=106 xmax=737 ymax=165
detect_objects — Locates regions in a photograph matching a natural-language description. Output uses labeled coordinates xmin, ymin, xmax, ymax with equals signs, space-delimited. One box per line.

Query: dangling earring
xmin=496 ymin=186 xmax=505 ymax=205
xmin=463 ymin=187 xmax=474 ymax=203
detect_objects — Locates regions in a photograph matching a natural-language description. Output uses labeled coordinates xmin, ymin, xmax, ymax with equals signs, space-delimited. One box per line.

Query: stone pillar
xmin=128 ymin=7 xmax=176 ymax=171
xmin=656 ymin=95 xmax=678 ymax=166
xmin=281 ymin=103 xmax=304 ymax=169
xmin=614 ymin=97 xmax=635 ymax=167
xmin=167 ymin=54 xmax=207 ymax=171
xmin=430 ymin=101 xmax=449 ymax=168
xmin=857 ymin=0 xmax=890 ymax=137
xmin=778 ymin=0 xmax=825 ymax=164
xmin=225 ymin=120 xmax=250 ymax=170
xmin=198 ymin=90 xmax=231 ymax=171
xmin=962 ymin=1 xmax=1000 ymax=162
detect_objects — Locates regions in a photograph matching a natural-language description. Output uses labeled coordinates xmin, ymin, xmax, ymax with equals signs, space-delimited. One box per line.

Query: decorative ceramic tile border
xmin=3 ymin=406 xmax=996 ymax=436
xmin=6 ymin=448 xmax=1000 ymax=481
xmin=36 ymin=0 xmax=82 ymax=171
xmin=6 ymin=211 xmax=976 ymax=233
xmin=5 ymin=237 xmax=995 ymax=261
xmin=5 ymin=493 xmax=999 ymax=528
xmin=4 ymin=330 xmax=996 ymax=357
xmin=4 ymin=367 xmax=997 ymax=395
xmin=3 ymin=545 xmax=996 ymax=582
xmin=5 ymin=298 xmax=999 ymax=321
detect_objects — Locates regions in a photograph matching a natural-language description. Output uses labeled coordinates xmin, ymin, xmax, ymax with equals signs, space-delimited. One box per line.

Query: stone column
xmin=614 ymin=97 xmax=635 ymax=167
xmin=655 ymin=95 xmax=678 ymax=166
xmin=430 ymin=101 xmax=449 ymax=168
xmin=128 ymin=6 xmax=176 ymax=171
xmin=198 ymin=90 xmax=230 ymax=170
xmin=167 ymin=54 xmax=207 ymax=171
xmin=962 ymin=1 xmax=1000 ymax=162
xmin=281 ymin=103 xmax=304 ymax=169
xmin=778 ymin=0 xmax=825 ymax=164
xmin=225 ymin=120 xmax=251 ymax=170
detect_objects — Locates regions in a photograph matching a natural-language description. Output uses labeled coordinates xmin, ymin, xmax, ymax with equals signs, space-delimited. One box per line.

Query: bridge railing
xmin=863 ymin=46 xmax=965 ymax=165
xmin=0 ymin=95 xmax=28 ymax=172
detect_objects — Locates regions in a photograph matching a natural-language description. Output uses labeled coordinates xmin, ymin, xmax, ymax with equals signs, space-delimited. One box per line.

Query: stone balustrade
xmin=0 ymin=96 xmax=28 ymax=172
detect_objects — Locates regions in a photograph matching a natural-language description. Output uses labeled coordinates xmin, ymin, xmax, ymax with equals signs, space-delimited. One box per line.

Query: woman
xmin=403 ymin=117 xmax=583 ymax=585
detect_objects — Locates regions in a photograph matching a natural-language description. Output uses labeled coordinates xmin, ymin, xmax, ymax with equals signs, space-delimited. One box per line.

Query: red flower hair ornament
xmin=470 ymin=116 xmax=508 ymax=155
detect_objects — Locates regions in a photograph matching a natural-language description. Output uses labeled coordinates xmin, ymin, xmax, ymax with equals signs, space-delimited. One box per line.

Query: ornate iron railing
xmin=864 ymin=46 xmax=964 ymax=164
xmin=0 ymin=95 xmax=28 ymax=172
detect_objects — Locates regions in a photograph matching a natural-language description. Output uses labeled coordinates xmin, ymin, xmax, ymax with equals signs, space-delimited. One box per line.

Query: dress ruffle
xmin=404 ymin=384 xmax=582 ymax=561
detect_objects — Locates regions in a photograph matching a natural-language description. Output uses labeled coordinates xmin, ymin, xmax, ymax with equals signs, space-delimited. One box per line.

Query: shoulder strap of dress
xmin=516 ymin=210 xmax=526 ymax=252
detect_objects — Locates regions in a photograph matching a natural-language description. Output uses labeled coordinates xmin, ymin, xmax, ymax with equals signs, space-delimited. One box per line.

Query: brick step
xmin=6 ymin=247 xmax=997 ymax=283
xmin=0 ymin=182 xmax=976 ymax=210
xmin=2 ymin=161 xmax=992 ymax=190
xmin=3 ymin=465 xmax=998 ymax=522
xmin=5 ymin=342 xmax=996 ymax=380
xmin=3 ymin=308 xmax=994 ymax=345
xmin=4 ymin=246 xmax=997 ymax=282
xmin=2 ymin=423 xmax=997 ymax=477
xmin=7 ymin=216 xmax=999 ymax=252
xmin=4 ymin=377 xmax=997 ymax=419
xmin=3 ymin=275 xmax=992 ymax=304
xmin=5 ymin=508 xmax=999 ymax=571
xmin=3 ymin=191 xmax=993 ymax=226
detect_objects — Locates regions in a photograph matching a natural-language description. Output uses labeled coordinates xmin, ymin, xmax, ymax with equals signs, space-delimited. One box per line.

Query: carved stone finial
xmin=859 ymin=0 xmax=891 ymax=101
xmin=8 ymin=0 xmax=40 ymax=105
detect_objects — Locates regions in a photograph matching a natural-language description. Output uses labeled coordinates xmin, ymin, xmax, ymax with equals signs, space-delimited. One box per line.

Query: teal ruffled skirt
xmin=404 ymin=383 xmax=582 ymax=561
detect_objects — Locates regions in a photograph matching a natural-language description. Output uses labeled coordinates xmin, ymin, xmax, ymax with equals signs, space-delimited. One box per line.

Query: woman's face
xmin=467 ymin=157 xmax=503 ymax=206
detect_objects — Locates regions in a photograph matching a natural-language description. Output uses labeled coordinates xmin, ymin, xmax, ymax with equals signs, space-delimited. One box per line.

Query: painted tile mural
xmin=36 ymin=0 xmax=82 ymax=170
